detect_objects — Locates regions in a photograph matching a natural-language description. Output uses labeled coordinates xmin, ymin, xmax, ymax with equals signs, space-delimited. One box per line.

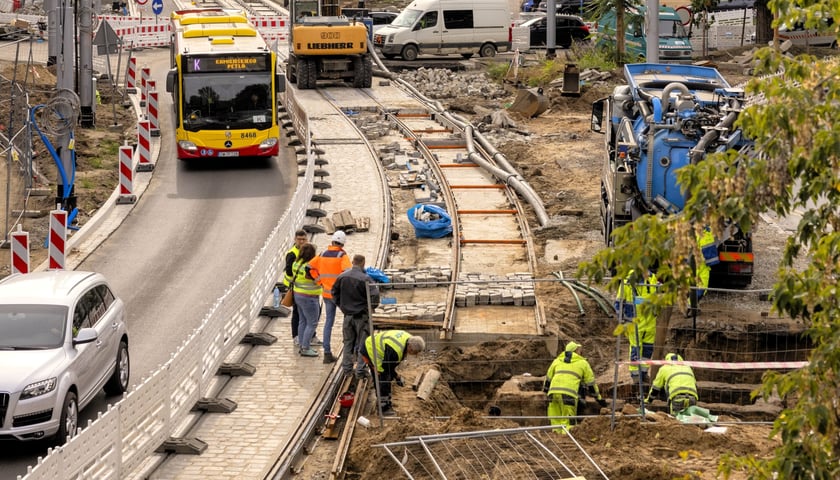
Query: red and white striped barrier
xmin=125 ymin=55 xmax=137 ymax=94
xmin=117 ymin=144 xmax=136 ymax=204
xmin=48 ymin=209 xmax=67 ymax=270
xmin=95 ymin=15 xmax=291 ymax=50
xmin=148 ymin=89 xmax=160 ymax=137
xmin=136 ymin=119 xmax=154 ymax=172
xmin=140 ymin=66 xmax=150 ymax=107
xmin=622 ymin=359 xmax=809 ymax=370
xmin=10 ymin=224 xmax=29 ymax=275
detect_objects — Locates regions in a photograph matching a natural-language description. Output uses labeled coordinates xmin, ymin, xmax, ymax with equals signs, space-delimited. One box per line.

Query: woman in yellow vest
xmin=293 ymin=243 xmax=322 ymax=357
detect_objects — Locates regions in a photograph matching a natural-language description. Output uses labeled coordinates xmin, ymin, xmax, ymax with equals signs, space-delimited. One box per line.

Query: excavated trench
xmin=431 ymin=318 xmax=810 ymax=425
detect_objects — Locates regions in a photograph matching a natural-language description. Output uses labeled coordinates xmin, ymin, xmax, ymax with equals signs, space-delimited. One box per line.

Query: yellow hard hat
xmin=565 ymin=341 xmax=580 ymax=352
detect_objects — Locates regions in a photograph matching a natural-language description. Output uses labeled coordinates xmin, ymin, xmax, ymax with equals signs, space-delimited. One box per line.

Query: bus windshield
xmin=182 ymin=73 xmax=271 ymax=131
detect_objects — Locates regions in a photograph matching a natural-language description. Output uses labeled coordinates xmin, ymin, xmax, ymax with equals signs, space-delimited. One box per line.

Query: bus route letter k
xmin=193 ymin=59 xmax=201 ymax=71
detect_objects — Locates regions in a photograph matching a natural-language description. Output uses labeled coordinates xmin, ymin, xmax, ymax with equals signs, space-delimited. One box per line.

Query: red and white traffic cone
xmin=148 ymin=87 xmax=160 ymax=137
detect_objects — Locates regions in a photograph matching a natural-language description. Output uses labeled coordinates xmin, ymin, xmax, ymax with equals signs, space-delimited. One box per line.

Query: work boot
xmin=381 ymin=404 xmax=396 ymax=416
xmin=323 ymin=353 xmax=338 ymax=364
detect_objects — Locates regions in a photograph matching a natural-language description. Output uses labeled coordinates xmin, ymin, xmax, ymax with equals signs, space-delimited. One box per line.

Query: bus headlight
xmin=259 ymin=138 xmax=278 ymax=149
xmin=178 ymin=141 xmax=198 ymax=152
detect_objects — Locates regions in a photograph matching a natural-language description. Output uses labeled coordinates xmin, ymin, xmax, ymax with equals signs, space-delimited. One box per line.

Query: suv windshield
xmin=0 ymin=305 xmax=67 ymax=349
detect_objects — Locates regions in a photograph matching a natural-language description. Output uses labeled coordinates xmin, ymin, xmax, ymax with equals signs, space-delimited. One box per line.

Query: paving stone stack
xmin=398 ymin=68 xmax=508 ymax=101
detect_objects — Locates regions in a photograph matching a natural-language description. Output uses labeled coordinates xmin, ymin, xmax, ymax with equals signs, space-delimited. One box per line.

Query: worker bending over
xmin=362 ymin=330 xmax=426 ymax=416
xmin=647 ymin=353 xmax=699 ymax=415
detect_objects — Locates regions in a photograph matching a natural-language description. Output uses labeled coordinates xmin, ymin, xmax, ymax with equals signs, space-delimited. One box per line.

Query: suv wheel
xmin=55 ymin=391 xmax=78 ymax=445
xmin=104 ymin=340 xmax=130 ymax=395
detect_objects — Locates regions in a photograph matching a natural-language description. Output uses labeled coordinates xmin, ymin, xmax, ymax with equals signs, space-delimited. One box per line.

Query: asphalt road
xmin=0 ymin=48 xmax=296 ymax=479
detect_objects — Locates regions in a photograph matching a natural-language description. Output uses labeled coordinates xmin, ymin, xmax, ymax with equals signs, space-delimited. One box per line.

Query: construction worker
xmin=292 ymin=243 xmax=322 ymax=357
xmin=689 ymin=227 xmax=716 ymax=315
xmin=309 ymin=230 xmax=351 ymax=364
xmin=362 ymin=330 xmax=426 ymax=416
xmin=543 ymin=341 xmax=606 ymax=433
xmin=283 ymin=229 xmax=309 ymax=347
xmin=615 ymin=269 xmax=658 ymax=385
xmin=646 ymin=353 xmax=698 ymax=415
xmin=333 ymin=254 xmax=380 ymax=378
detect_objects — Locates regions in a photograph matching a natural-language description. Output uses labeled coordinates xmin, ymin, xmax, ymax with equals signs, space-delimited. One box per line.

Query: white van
xmin=373 ymin=0 xmax=512 ymax=61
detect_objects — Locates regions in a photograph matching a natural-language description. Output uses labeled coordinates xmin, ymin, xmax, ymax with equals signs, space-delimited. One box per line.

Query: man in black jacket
xmin=332 ymin=254 xmax=380 ymax=378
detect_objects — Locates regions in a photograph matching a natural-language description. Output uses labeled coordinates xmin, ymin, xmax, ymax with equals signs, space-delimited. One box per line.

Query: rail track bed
xmin=292 ymin=78 xmax=544 ymax=340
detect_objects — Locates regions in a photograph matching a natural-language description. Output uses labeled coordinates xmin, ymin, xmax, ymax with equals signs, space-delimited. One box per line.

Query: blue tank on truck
xmin=590 ymin=63 xmax=753 ymax=287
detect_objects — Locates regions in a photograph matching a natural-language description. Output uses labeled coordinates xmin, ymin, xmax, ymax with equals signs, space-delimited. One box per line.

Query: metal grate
xmin=375 ymin=425 xmax=608 ymax=480
xmin=0 ymin=392 xmax=8 ymax=428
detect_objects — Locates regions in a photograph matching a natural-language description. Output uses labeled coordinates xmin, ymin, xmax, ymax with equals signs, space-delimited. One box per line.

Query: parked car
xmin=0 ymin=271 xmax=129 ymax=443
xmin=536 ymin=0 xmax=591 ymax=14
xmin=522 ymin=14 xmax=590 ymax=49
xmin=370 ymin=11 xmax=398 ymax=33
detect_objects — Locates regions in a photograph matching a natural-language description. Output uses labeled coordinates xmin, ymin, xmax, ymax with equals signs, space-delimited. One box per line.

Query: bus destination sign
xmin=185 ymin=55 xmax=269 ymax=73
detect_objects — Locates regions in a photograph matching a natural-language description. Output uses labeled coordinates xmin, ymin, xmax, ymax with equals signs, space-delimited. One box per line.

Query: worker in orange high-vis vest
xmin=309 ymin=231 xmax=351 ymax=364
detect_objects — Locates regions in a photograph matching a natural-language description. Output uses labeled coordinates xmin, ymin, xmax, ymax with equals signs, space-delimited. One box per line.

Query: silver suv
xmin=0 ymin=271 xmax=129 ymax=443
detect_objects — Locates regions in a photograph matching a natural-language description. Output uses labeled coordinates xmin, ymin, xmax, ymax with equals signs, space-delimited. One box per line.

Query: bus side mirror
xmin=166 ymin=70 xmax=175 ymax=93
xmin=276 ymin=73 xmax=286 ymax=93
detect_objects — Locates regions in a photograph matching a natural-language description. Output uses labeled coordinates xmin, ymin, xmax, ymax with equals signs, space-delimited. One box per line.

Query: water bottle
xmin=273 ymin=286 xmax=281 ymax=308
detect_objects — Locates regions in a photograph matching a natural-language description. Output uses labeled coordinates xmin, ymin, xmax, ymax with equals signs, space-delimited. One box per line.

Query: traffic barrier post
xmin=48 ymin=208 xmax=67 ymax=270
xmin=147 ymin=82 xmax=160 ymax=137
xmin=140 ymin=66 xmax=150 ymax=107
xmin=125 ymin=55 xmax=137 ymax=94
xmin=10 ymin=224 xmax=29 ymax=274
xmin=136 ymin=120 xmax=154 ymax=172
xmin=117 ymin=143 xmax=137 ymax=204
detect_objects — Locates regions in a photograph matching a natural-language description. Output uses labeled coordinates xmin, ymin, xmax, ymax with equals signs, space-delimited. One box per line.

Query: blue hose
xmin=31 ymin=105 xmax=80 ymax=246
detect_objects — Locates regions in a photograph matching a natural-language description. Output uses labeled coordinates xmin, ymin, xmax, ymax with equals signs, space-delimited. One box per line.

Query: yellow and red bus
xmin=166 ymin=9 xmax=283 ymax=160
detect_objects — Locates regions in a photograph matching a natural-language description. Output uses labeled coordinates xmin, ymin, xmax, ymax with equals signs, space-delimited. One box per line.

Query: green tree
xmin=589 ymin=0 xmax=640 ymax=64
xmin=580 ymin=0 xmax=840 ymax=477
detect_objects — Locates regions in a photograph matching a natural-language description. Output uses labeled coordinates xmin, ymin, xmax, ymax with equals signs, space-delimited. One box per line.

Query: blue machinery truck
xmin=590 ymin=63 xmax=754 ymax=287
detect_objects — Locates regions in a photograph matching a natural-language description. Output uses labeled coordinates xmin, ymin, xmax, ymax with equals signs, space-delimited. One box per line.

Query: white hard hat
xmin=332 ymin=230 xmax=346 ymax=245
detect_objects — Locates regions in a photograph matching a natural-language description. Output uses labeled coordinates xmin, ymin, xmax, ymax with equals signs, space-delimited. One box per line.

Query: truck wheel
xmin=299 ymin=59 xmax=317 ymax=89
xmin=352 ymin=56 xmax=372 ymax=88
xmin=479 ymin=43 xmax=496 ymax=58
xmin=361 ymin=56 xmax=372 ymax=88
xmin=401 ymin=44 xmax=418 ymax=61
xmin=286 ymin=62 xmax=297 ymax=84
